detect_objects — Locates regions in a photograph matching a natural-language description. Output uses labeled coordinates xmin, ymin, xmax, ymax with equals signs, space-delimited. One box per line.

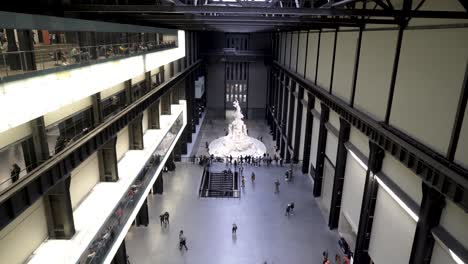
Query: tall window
xmin=225 ymin=62 xmax=249 ymax=109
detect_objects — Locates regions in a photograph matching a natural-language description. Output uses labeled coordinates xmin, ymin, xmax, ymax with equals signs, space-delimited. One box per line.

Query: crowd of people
xmin=52 ymin=40 xmax=177 ymax=66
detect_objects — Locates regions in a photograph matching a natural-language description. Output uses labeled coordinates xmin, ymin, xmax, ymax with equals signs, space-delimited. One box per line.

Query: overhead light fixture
xmin=449 ymin=249 xmax=464 ymax=264
xmin=348 ymin=149 xmax=368 ymax=171
xmin=375 ymin=175 xmax=419 ymax=222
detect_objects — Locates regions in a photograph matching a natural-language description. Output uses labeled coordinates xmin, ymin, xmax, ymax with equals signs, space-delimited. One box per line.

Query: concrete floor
xmin=125 ymin=118 xmax=342 ymax=264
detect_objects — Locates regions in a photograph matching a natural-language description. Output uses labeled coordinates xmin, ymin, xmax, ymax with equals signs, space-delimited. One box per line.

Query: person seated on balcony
xmin=119 ymin=45 xmax=129 ymax=55
xmin=10 ymin=163 xmax=21 ymax=183
xmin=56 ymin=49 xmax=68 ymax=65
xmin=71 ymin=47 xmax=81 ymax=63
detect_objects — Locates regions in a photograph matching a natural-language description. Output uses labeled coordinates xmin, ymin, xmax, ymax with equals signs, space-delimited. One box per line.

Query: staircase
xmin=199 ymin=168 xmax=239 ymax=198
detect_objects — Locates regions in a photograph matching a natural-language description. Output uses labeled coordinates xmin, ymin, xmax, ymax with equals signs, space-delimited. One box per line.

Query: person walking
xmin=251 ymin=172 xmax=256 ymax=183
xmin=289 ymin=202 xmax=295 ymax=215
xmin=285 ymin=204 xmax=291 ymax=216
xmin=232 ymin=223 xmax=237 ymax=235
xmin=274 ymin=180 xmax=280 ymax=193
xmin=159 ymin=214 xmax=165 ymax=226
xmin=164 ymin=212 xmax=170 ymax=225
xmin=241 ymin=175 xmax=245 ymax=187
xmin=179 ymin=230 xmax=188 ymax=250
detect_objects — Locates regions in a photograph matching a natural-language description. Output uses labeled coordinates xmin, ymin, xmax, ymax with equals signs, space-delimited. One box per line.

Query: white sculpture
xmin=209 ymin=100 xmax=266 ymax=157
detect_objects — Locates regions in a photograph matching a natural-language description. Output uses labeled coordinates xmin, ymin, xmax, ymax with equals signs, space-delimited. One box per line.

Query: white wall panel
xmin=325 ymin=131 xmax=338 ymax=165
xmin=455 ymin=105 xmax=468 ymax=169
xmin=116 ymin=126 xmax=129 ymax=161
xmin=317 ymin=32 xmax=335 ymax=91
xmin=291 ymin=32 xmax=298 ymax=72
xmin=310 ymin=116 xmax=320 ymax=168
xmin=431 ymin=241 xmax=457 ymax=264
xmin=299 ymin=106 xmax=307 ymax=160
xmin=44 ymin=96 xmax=92 ymax=126
xmin=0 ymin=199 xmax=48 ymax=264
xmin=389 ymin=28 xmax=468 ymax=155
xmin=349 ymin=127 xmax=369 ymax=157
xmin=341 ymin=153 xmax=367 ymax=232
xmin=70 ymin=153 xmax=99 ymax=209
xmin=131 ymin=73 xmax=146 ymax=84
xmin=320 ymin=159 xmax=335 ymax=217
xmin=332 ymin=31 xmax=358 ymax=103
xmin=142 ymin=109 xmax=149 ymax=134
xmin=164 ymin=64 xmax=171 ymax=83
xmin=285 ymin=33 xmax=292 ymax=68
xmin=297 ymin=32 xmax=308 ymax=76
xmin=101 ymin=83 xmax=126 ymax=99
xmin=381 ymin=155 xmax=423 ymax=205
xmin=368 ymin=187 xmax=417 ymax=264
xmin=0 ymin=122 xmax=31 ymax=149
xmin=439 ymin=201 xmax=468 ymax=248
xmin=354 ymin=30 xmax=397 ymax=120
xmin=329 ymin=111 xmax=340 ymax=131
xmin=305 ymin=32 xmax=319 ymax=83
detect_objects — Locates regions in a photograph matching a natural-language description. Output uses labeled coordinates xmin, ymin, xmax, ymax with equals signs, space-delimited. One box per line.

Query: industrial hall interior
xmin=0 ymin=0 xmax=467 ymax=263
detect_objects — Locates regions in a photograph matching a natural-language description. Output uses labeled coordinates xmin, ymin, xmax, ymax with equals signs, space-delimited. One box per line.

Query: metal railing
xmin=78 ymin=113 xmax=183 ymax=264
xmin=0 ymin=40 xmax=177 ymax=78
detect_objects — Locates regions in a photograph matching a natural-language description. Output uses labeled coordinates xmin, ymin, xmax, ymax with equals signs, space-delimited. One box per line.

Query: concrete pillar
xmin=92 ymin=93 xmax=103 ymax=127
xmin=129 ymin=114 xmax=144 ymax=150
xmin=111 ymin=239 xmax=128 ymax=264
xmin=148 ymin=101 xmax=160 ymax=129
xmin=44 ymin=177 xmax=75 ymax=239
xmin=135 ymin=198 xmax=149 ymax=227
xmin=97 ymin=137 xmax=119 ymax=182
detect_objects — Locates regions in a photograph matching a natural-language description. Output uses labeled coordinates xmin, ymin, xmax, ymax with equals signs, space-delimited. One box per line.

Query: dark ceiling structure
xmin=4 ymin=0 xmax=468 ymax=32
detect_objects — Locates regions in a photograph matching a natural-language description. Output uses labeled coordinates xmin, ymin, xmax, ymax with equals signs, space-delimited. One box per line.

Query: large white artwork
xmin=209 ymin=100 xmax=266 ymax=157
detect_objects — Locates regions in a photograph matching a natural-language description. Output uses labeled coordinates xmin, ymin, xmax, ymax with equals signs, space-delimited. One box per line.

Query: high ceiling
xmin=4 ymin=0 xmax=468 ymax=32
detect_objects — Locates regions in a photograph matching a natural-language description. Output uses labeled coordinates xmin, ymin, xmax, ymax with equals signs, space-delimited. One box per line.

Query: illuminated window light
xmin=375 ymin=175 xmax=419 ymax=222
xmin=449 ymin=249 xmax=465 ymax=264
xmin=348 ymin=149 xmax=368 ymax=171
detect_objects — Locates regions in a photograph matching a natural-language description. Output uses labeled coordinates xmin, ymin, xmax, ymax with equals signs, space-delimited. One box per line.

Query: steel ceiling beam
xmin=129 ymin=14 xmax=396 ymax=24
xmin=62 ymin=5 xmax=468 ymax=19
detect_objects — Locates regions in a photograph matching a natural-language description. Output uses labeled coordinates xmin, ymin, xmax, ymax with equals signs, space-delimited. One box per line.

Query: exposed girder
xmin=63 ymin=5 xmax=468 ymax=19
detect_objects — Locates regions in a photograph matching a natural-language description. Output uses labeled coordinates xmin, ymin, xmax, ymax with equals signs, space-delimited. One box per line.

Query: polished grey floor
xmin=125 ymin=119 xmax=342 ymax=264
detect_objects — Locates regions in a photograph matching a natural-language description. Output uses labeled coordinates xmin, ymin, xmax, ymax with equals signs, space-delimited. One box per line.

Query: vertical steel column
xmin=329 ymin=28 xmax=338 ymax=94
xmin=315 ymin=29 xmax=322 ymax=85
xmin=43 ymin=177 xmax=75 ymax=239
xmin=354 ymin=141 xmax=385 ymax=263
xmin=135 ymin=197 xmax=149 ymax=227
xmin=328 ymin=118 xmax=351 ymax=229
xmin=185 ymin=73 xmax=194 ymax=143
xmin=91 ymin=93 xmax=103 ymax=127
xmin=17 ymin=30 xmax=37 ymax=71
xmin=97 ymin=137 xmax=119 ymax=182
xmin=301 ymin=94 xmax=315 ymax=173
xmin=293 ymin=86 xmax=304 ymax=163
xmin=409 ymin=183 xmax=446 ymax=263
xmin=111 ymin=239 xmax=128 ymax=264
xmin=286 ymin=81 xmax=295 ymax=162
xmin=350 ymin=27 xmax=363 ymax=107
xmin=153 ymin=172 xmax=164 ymax=194
xmin=313 ymin=103 xmax=329 ymax=197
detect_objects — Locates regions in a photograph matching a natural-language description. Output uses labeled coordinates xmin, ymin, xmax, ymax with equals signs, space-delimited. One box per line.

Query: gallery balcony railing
xmin=78 ymin=112 xmax=183 ymax=264
xmin=0 ymin=40 xmax=177 ymax=79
